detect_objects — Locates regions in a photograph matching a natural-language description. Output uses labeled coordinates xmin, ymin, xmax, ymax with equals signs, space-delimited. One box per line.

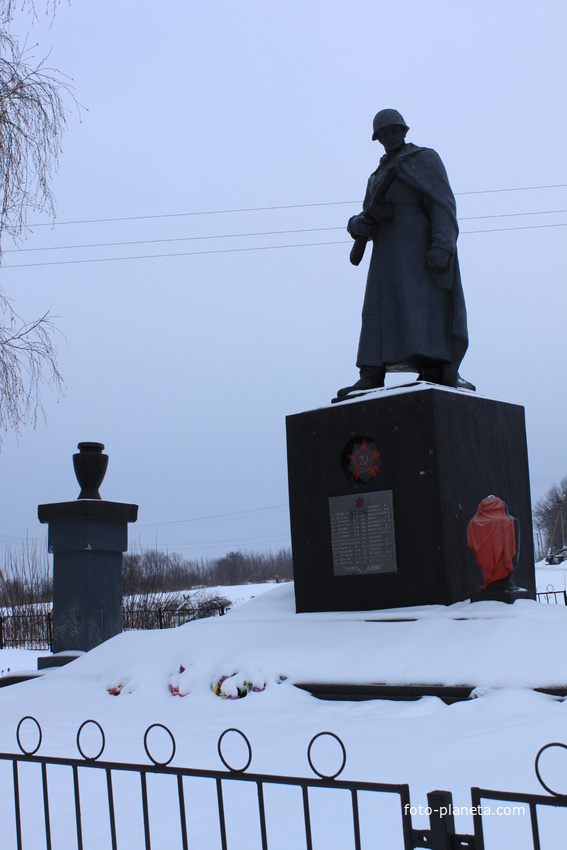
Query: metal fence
xmin=0 ymin=612 xmax=53 ymax=651
xmin=0 ymin=603 xmax=227 ymax=650
xmin=470 ymin=783 xmax=567 ymax=850
xmin=121 ymin=602 xmax=228 ymax=632
xmin=1 ymin=717 xmax=567 ymax=849
xmin=536 ymin=589 xmax=567 ymax=605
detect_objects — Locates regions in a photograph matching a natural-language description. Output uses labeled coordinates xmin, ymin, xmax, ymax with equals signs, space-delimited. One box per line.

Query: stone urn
xmin=73 ymin=442 xmax=109 ymax=499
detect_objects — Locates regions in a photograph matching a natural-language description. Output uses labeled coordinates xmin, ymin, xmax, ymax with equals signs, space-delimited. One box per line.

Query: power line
xmin=3 ymin=221 xmax=567 ymax=269
xmin=25 ymin=183 xmax=567 ymax=228
xmin=136 ymin=503 xmax=289 ymax=532
xmin=0 ymin=503 xmax=291 ymax=551
xmin=28 ymin=201 xmax=360 ymax=227
xmin=4 ymin=226 xmax=343 ymax=254
xmin=460 ymin=222 xmax=567 ymax=235
xmin=461 ymin=209 xmax=567 ymax=221
xmin=1 ymin=239 xmax=353 ymax=268
xmin=7 ymin=209 xmax=567 ymax=256
xmin=457 ymin=183 xmax=567 ymax=196
xmin=132 ymin=534 xmax=292 ymax=553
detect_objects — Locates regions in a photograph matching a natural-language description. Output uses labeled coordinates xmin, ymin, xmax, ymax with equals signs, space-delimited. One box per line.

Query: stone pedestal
xmin=38 ymin=499 xmax=138 ymax=652
xmin=286 ymin=385 xmax=535 ymax=612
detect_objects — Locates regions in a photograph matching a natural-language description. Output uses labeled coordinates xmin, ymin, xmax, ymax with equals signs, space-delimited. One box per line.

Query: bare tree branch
xmin=0 ymin=29 xmax=76 ymax=254
xmin=0 ymin=287 xmax=64 ymax=443
xmin=0 ymin=1 xmax=73 ymax=445
xmin=0 ymin=1 xmax=66 ymax=26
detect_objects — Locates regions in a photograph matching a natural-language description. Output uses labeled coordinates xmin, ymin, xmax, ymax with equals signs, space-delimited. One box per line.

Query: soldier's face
xmin=376 ymin=125 xmax=406 ymax=154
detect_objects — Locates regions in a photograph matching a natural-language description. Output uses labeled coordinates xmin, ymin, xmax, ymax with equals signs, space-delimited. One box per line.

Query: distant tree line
xmin=0 ymin=544 xmax=293 ymax=609
xmin=122 ymin=548 xmax=292 ymax=596
xmin=533 ymin=475 xmax=567 ymax=557
xmin=0 ymin=543 xmax=52 ymax=608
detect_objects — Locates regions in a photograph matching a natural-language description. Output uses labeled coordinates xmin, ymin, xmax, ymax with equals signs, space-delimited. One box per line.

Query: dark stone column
xmin=38 ymin=443 xmax=138 ymax=653
xmin=286 ymin=386 xmax=535 ymax=612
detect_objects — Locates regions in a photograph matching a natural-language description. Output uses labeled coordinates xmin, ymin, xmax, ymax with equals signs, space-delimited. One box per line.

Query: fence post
xmin=427 ymin=790 xmax=456 ymax=850
xmin=0 ymin=614 xmax=3 ymax=649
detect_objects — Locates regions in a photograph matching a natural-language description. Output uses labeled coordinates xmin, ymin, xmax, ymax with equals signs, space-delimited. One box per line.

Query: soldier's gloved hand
xmin=427 ymin=247 xmax=451 ymax=271
xmin=347 ymin=214 xmax=375 ymax=238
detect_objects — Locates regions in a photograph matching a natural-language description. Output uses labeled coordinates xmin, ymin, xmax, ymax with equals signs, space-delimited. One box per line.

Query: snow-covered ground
xmin=0 ymin=582 xmax=275 ymax=677
xmin=1 ymin=575 xmax=567 ymax=848
xmin=535 ymin=558 xmax=567 ymax=593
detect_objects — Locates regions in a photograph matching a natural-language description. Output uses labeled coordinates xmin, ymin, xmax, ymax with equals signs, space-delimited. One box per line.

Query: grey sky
xmin=1 ymin=1 xmax=566 ymax=559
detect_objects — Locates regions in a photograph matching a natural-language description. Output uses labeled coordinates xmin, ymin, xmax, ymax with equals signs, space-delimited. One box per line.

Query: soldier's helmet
xmin=372 ymin=109 xmax=409 ymax=141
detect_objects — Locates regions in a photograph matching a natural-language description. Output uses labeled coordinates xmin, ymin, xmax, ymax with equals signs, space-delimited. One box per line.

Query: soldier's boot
xmin=418 ymin=365 xmax=445 ymax=385
xmin=336 ymin=366 xmax=385 ymax=399
xmin=418 ymin=363 xmax=476 ymax=391
xmin=456 ymin=374 xmax=476 ymax=391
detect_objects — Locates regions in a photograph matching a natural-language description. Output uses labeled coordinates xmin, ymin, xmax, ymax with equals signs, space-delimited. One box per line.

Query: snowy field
xmin=1 ymin=574 xmax=567 ymax=847
xmin=535 ymin=559 xmax=567 ymax=594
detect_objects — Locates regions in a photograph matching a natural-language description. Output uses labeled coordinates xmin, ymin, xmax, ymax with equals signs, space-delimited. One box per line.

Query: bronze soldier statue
xmin=337 ymin=109 xmax=474 ymax=399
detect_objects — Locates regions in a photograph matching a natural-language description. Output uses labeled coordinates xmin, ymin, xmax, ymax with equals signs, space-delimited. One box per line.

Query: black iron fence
xmin=0 ymin=611 xmax=53 ymax=651
xmin=536 ymin=589 xmax=567 ymax=605
xmin=0 ymin=602 xmax=228 ymax=651
xmin=1 ymin=717 xmax=566 ymax=849
xmin=121 ymin=601 xmax=228 ymax=632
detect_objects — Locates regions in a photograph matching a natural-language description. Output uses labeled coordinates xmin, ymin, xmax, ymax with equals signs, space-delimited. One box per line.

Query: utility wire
xmin=134 ymin=534 xmax=291 ymax=553
xmin=28 ymin=201 xmax=359 ymax=227
xmin=461 ymin=222 xmax=567 ymax=235
xmin=4 ymin=226 xmax=343 ymax=254
xmin=461 ymin=208 xmax=567 ymax=221
xmin=136 ymin=503 xmax=289 ymax=531
xmin=0 ymin=503 xmax=290 ymax=549
xmin=2 ymin=240 xmax=353 ymax=268
xmin=25 ymin=183 xmax=567 ymax=228
xmin=3 ymin=221 xmax=567 ymax=269
xmin=457 ymin=183 xmax=567 ymax=196
xmin=7 ymin=209 xmax=567 ymax=255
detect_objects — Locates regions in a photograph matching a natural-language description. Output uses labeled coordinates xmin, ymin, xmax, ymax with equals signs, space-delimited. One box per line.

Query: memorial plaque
xmin=329 ymin=490 xmax=397 ymax=576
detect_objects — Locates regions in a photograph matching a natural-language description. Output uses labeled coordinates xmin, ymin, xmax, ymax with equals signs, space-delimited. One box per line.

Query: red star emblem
xmin=348 ymin=438 xmax=381 ymax=482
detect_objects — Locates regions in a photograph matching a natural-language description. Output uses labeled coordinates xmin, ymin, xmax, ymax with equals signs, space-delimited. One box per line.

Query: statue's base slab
xmin=37 ymin=652 xmax=84 ymax=670
xmin=286 ymin=385 xmax=535 ymax=613
xmin=470 ymin=581 xmax=532 ymax=604
xmin=294 ymin=682 xmax=567 ymax=703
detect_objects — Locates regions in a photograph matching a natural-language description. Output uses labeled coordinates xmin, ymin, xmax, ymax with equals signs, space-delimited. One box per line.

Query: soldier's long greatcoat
xmin=349 ymin=143 xmax=468 ymax=376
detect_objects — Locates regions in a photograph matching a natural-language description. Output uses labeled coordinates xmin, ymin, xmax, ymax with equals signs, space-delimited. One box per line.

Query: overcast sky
xmin=1 ymin=0 xmax=566 ymax=560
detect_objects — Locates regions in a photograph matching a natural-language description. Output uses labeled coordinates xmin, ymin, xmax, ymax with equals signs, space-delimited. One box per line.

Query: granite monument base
xmin=286 ymin=385 xmax=535 ymax=612
xmin=38 ymin=500 xmax=138 ymax=653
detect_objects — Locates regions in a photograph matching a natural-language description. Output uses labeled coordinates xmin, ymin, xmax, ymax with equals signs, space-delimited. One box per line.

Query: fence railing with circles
xmin=2 ymin=716 xmax=567 ymax=849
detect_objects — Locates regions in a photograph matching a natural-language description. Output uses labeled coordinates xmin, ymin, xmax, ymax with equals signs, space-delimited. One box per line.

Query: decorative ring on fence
xmin=217 ymin=728 xmax=252 ymax=773
xmin=76 ymin=719 xmax=106 ymax=761
xmin=16 ymin=716 xmax=42 ymax=756
xmin=535 ymin=742 xmax=567 ymax=797
xmin=546 ymin=584 xmax=555 ymax=592
xmin=144 ymin=723 xmax=177 ymax=766
xmin=307 ymin=731 xmax=347 ymax=780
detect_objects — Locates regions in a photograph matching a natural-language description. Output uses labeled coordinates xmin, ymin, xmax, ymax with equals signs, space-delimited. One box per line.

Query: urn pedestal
xmin=38 ymin=443 xmax=138 ymax=653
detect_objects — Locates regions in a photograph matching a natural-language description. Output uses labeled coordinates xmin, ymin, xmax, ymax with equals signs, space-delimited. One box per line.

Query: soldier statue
xmin=337 ymin=109 xmax=473 ymax=399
